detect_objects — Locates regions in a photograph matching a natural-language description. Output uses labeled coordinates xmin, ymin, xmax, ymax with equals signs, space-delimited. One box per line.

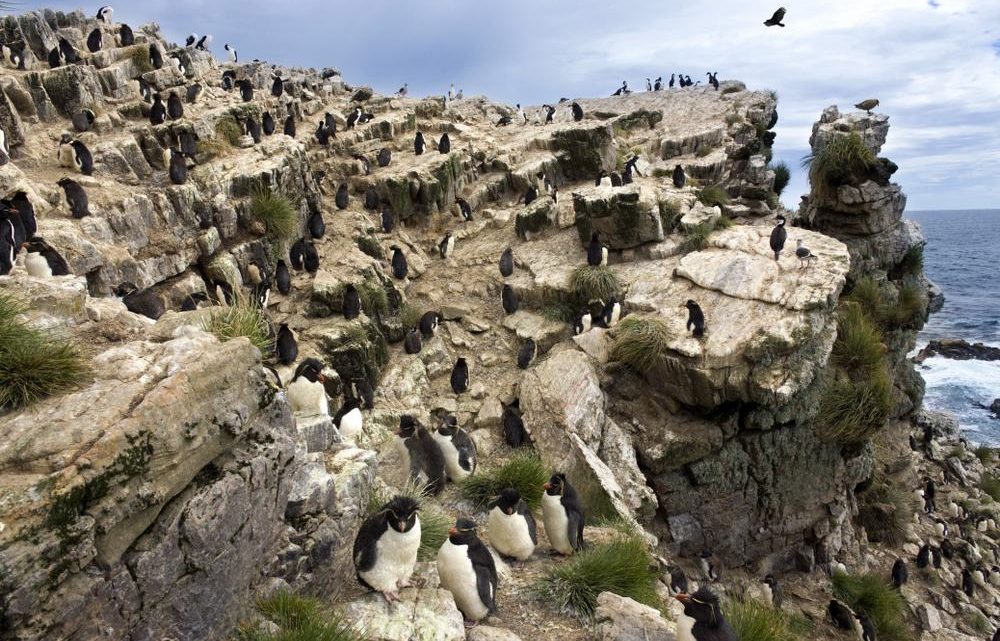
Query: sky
xmin=20 ymin=0 xmax=1000 ymax=210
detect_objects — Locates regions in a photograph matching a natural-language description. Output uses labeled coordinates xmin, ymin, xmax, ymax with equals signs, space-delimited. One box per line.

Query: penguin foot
xmin=464 ymin=620 xmax=480 ymax=629
xmin=382 ymin=591 xmax=400 ymax=603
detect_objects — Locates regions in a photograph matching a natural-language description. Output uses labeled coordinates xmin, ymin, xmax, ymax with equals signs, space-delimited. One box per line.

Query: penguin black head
xmin=675 ymin=587 xmax=723 ymax=626
xmin=685 ymin=299 xmax=701 ymax=310
xmin=115 ymin=281 xmax=139 ymax=297
xmin=59 ymin=133 xmax=73 ymax=145
xmin=544 ymin=473 xmax=567 ymax=496
xmin=382 ymin=495 xmax=419 ymax=533
xmin=763 ymin=574 xmax=777 ymax=587
xmin=448 ymin=517 xmax=479 ymax=545
xmin=776 ymin=214 xmax=786 ymax=225
xmin=292 ymin=357 xmax=325 ymax=383
xmin=398 ymin=414 xmax=419 ymax=438
xmin=437 ymin=414 xmax=458 ymax=436
xmin=495 ymin=488 xmax=522 ymax=515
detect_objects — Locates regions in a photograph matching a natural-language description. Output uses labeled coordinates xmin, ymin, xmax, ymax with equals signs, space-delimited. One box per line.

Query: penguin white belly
xmin=339 ymin=407 xmax=363 ymax=440
xmin=601 ymin=247 xmax=608 ymax=266
xmin=437 ymin=541 xmax=490 ymax=621
xmin=675 ymin=614 xmax=696 ymax=641
xmin=445 ymin=236 xmax=455 ymax=257
xmin=610 ymin=303 xmax=621 ymax=326
xmin=432 ymin=431 xmax=469 ymax=481
xmin=359 ymin=522 xmax=421 ymax=593
xmin=541 ymin=493 xmax=572 ymax=554
xmin=760 ymin=583 xmax=773 ymax=605
xmin=599 ymin=177 xmax=612 ymax=188
xmin=286 ymin=379 xmax=328 ymax=417
xmin=58 ymin=145 xmax=75 ymax=168
xmin=487 ymin=508 xmax=534 ymax=561
xmin=24 ymin=253 xmax=52 ymax=278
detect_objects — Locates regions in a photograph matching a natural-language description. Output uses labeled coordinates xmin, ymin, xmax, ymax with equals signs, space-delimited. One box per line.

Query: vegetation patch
xmin=657 ymin=199 xmax=682 ymax=232
xmin=610 ymin=316 xmax=673 ymax=373
xmin=358 ymin=278 xmax=388 ymax=319
xmin=236 ymin=590 xmax=363 ymax=641
xmin=215 ymin=114 xmax=244 ymax=147
xmin=724 ymin=113 xmax=744 ymax=126
xmin=832 ymin=304 xmax=885 ymax=372
xmin=726 ymin=597 xmax=810 ymax=641
xmin=250 ymin=186 xmax=298 ymax=241
xmin=204 ymin=292 xmax=275 ymax=357
xmin=570 ymin=265 xmax=618 ymax=303
xmin=0 ymin=293 xmax=88 ymax=409
xmin=394 ymin=303 xmax=423 ymax=330
xmin=895 ymin=245 xmax=923 ymax=278
xmin=679 ymin=216 xmax=730 ymax=254
xmin=460 ymin=451 xmax=548 ymax=511
xmin=356 ymin=235 xmax=383 ymax=260
xmin=698 ymin=185 xmax=731 ymax=207
xmin=804 ymin=133 xmax=876 ymax=197
xmin=856 ymin=476 xmax=917 ymax=545
xmin=832 ymin=572 xmax=909 ymax=641
xmin=126 ymin=45 xmax=154 ymax=74
xmin=772 ymin=161 xmax=791 ymax=196
xmin=816 ymin=369 xmax=892 ymax=445
xmin=534 ymin=533 xmax=659 ymax=616
xmin=981 ymin=474 xmax=1000 ymax=502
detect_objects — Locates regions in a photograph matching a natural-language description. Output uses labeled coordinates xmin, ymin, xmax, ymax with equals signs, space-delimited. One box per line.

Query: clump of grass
xmin=534 ymin=533 xmax=658 ymax=616
xmin=967 ymin=610 xmax=992 ymax=634
xmin=832 ymin=572 xmax=909 ymax=641
xmin=236 ymin=590 xmax=362 ymax=641
xmin=816 ymin=369 xmax=893 ymax=445
xmin=695 ymin=145 xmax=718 ymax=158
xmin=542 ymin=302 xmax=577 ymax=324
xmin=884 ymin=280 xmax=925 ymax=330
xmin=804 ymin=133 xmax=876 ymax=196
xmin=846 ymin=276 xmax=884 ymax=322
xmin=249 ymin=186 xmax=298 ymax=241
xmin=460 ymin=451 xmax=549 ymax=511
xmin=215 ymin=114 xmax=244 ymax=147
xmin=203 ymin=292 xmax=274 ymax=357
xmin=715 ymin=215 xmax=734 ymax=229
xmin=657 ymin=199 xmax=681 ymax=232
xmin=198 ymin=137 xmax=229 ymax=161
xmin=0 ymin=294 xmax=88 ymax=409
xmin=679 ymin=217 xmax=730 ymax=253
xmin=610 ymin=316 xmax=672 ymax=373
xmin=856 ymin=478 xmax=917 ymax=545
xmin=570 ymin=265 xmax=618 ymax=303
xmin=832 ymin=304 xmax=885 ymax=372
xmin=698 ymin=185 xmax=730 ymax=207
xmin=356 ymin=235 xmax=383 ymax=260
xmin=726 ymin=598 xmax=806 ymax=641
xmin=358 ymin=278 xmax=388 ymax=319
xmin=772 ymin=161 xmax=791 ymax=196
xmin=339 ymin=323 xmax=389 ymax=384
xmin=981 ymin=474 xmax=1000 ymax=502
xmin=724 ymin=113 xmax=744 ymax=126
xmin=395 ymin=303 xmax=423 ymax=329
xmin=127 ymin=45 xmax=153 ymax=74
xmin=975 ymin=445 xmax=994 ymax=465
xmin=896 ymin=245 xmax=923 ymax=277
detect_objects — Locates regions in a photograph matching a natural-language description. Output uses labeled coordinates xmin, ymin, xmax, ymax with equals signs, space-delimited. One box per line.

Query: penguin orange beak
xmin=448 ymin=527 xmax=458 ymax=536
xmin=543 ymin=482 xmax=551 ymax=490
xmin=318 ymin=374 xmax=326 ymax=383
xmin=674 ymin=593 xmax=691 ymax=603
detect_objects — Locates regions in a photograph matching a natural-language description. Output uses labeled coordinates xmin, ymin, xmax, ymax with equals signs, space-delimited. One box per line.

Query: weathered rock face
xmin=573 ymin=185 xmax=664 ymax=249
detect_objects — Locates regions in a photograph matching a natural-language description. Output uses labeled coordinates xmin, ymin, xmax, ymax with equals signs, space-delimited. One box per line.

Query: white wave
xmin=918 ymin=356 xmax=1000 ymax=445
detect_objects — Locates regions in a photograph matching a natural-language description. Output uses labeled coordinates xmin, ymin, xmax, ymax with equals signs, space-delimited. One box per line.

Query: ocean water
xmin=909 ymin=209 xmax=1000 ymax=444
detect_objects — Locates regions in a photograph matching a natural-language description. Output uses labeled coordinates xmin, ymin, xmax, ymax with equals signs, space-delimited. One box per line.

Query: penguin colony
xmin=0 ymin=6 xmax=958 ymax=641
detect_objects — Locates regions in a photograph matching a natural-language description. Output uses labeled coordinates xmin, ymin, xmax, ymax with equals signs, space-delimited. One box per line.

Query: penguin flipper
xmin=518 ymin=500 xmax=537 ymax=545
xmin=353 ymin=515 xmax=384 ymax=574
xmin=567 ymin=510 xmax=584 ymax=551
xmin=454 ymin=430 xmax=477 ymax=473
xmin=469 ymin=544 xmax=498 ymax=613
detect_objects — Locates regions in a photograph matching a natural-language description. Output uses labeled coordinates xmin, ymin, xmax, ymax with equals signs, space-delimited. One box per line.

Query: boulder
xmin=573 ymin=185 xmax=665 ymax=250
xmin=549 ymin=123 xmax=616 ymax=180
xmin=467 ymin=627 xmax=523 ymax=641
xmin=595 ymin=592 xmax=677 ymax=641
xmin=914 ymin=339 xmax=1000 ymax=363
xmin=679 ymin=202 xmax=721 ymax=231
xmin=342 ymin=588 xmax=465 ymax=641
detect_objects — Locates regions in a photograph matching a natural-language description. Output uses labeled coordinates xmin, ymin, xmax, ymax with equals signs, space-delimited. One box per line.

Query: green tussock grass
xmin=698 ymin=185 xmax=730 ymax=207
xmin=216 ymin=114 xmax=244 ymax=147
xmin=980 ymin=474 xmax=1000 ymax=502
xmin=236 ymin=591 xmax=363 ymax=641
xmin=832 ymin=572 xmax=909 ymax=641
xmin=856 ymin=477 xmax=917 ymax=545
xmin=203 ymin=292 xmax=274 ymax=357
xmin=832 ymin=304 xmax=885 ymax=373
xmin=533 ymin=533 xmax=658 ymax=616
xmin=772 ymin=161 xmax=791 ymax=196
xmin=975 ymin=445 xmax=994 ymax=465
xmin=127 ymin=45 xmax=153 ymax=74
xmin=358 ymin=279 xmax=388 ymax=319
xmin=679 ymin=216 xmax=730 ymax=253
xmin=459 ymin=451 xmax=548 ymax=511
xmin=250 ymin=186 xmax=298 ymax=241
xmin=726 ymin=598 xmax=810 ymax=641
xmin=816 ymin=369 xmax=893 ymax=445
xmin=570 ymin=265 xmax=618 ymax=303
xmin=395 ymin=303 xmax=423 ymax=330
xmin=657 ymin=199 xmax=682 ymax=232
xmin=340 ymin=323 xmax=389 ymax=384
xmin=542 ymin=302 xmax=577 ymax=324
xmin=884 ymin=280 xmax=926 ymax=330
xmin=610 ymin=316 xmax=672 ymax=373
xmin=356 ymin=235 xmax=383 ymax=260
xmin=846 ymin=276 xmax=884 ymax=322
xmin=0 ymin=294 xmax=89 ymax=409
xmin=966 ymin=611 xmax=992 ymax=635
xmin=804 ymin=133 xmax=876 ymax=197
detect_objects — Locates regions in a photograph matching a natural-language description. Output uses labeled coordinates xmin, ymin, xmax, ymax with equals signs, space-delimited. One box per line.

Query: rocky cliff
xmin=0 ymin=7 xmax=986 ymax=641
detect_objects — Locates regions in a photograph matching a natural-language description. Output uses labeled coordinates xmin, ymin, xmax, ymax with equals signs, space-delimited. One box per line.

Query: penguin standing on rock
xmin=517 ymin=338 xmax=537 ymax=369
xmin=275 ymin=259 xmax=291 ymax=294
xmin=335 ymin=183 xmax=349 ymax=209
xmin=10 ymin=192 xmax=37 ymax=238
xmin=149 ymin=94 xmax=166 ymax=125
xmin=685 ymin=300 xmax=705 ymax=338
xmin=283 ymin=114 xmax=296 ymax=137
xmin=762 ymin=575 xmax=783 ymax=607
xmin=769 ymin=215 xmax=787 ymax=261
xmin=286 ymin=358 xmax=328 ymax=417
xmin=433 ymin=415 xmax=477 ymax=481
xmin=168 ymin=148 xmax=187 ymax=185
xmin=916 ymin=543 xmax=930 ymax=568
xmin=71 ymin=109 xmax=96 ymax=133
xmin=675 ymin=588 xmax=737 ymax=641
xmin=502 ymin=400 xmax=527 ymax=447
xmin=419 ymin=311 xmax=440 ymax=337
xmin=571 ymin=102 xmax=583 ymax=121
xmin=117 ymin=283 xmax=165 ymax=320
xmin=456 ymin=197 xmax=473 ymax=221
xmin=501 ymin=284 xmax=519 ymax=314
xmin=308 ymin=209 xmax=325 ymax=239
xmin=118 ymin=23 xmax=134 ymax=46
xmin=438 ymin=132 xmax=451 ymax=154
xmin=302 ymin=241 xmax=320 ymax=272
xmin=149 ymin=44 xmax=163 ymax=69
xmin=245 ymin=117 xmax=262 ymax=143
xmin=962 ymin=568 xmax=975 ymax=597
xmin=262 ymin=112 xmax=275 ymax=136
xmin=58 ymin=135 xmax=93 ymax=175
xmin=438 ymin=231 xmax=455 ymax=259
xmin=542 ymin=473 xmax=585 ymax=555
xmin=437 ymin=518 xmax=498 ymax=624
xmin=668 ymin=566 xmax=688 ymax=594
xmin=276 ymin=323 xmax=298 ymax=365
xmin=404 ymin=327 xmax=422 ymax=354
xmin=488 ymin=488 xmax=537 ymax=562
xmin=828 ymin=600 xmax=854 ymax=630
xmin=923 ymin=477 xmax=936 ymax=513
xmin=377 ymin=147 xmax=391 ymax=167
xmin=414 ymin=131 xmax=425 ymax=155
xmin=334 ymin=395 xmax=364 ymax=440
xmin=699 ymin=550 xmax=719 ymax=581
xmin=587 ymin=232 xmax=608 ymax=266
xmin=499 ymin=246 xmax=513 ymax=277
xmin=396 ymin=416 xmax=447 ymax=494
xmin=354 ymin=496 xmax=421 ymax=602
xmin=22 ymin=238 xmax=70 ymax=278
xmin=450 ymin=357 xmax=469 ymax=394
xmin=891 ymin=558 xmax=908 ymax=588
xmin=673 ymin=164 xmax=686 ymax=188
xmin=855 ymin=612 xmax=876 ymax=641
xmin=224 ymin=43 xmax=238 ymax=63
xmin=167 ymin=91 xmax=183 ymax=120
xmin=342 ymin=284 xmax=361 ymax=319
xmin=86 ymin=29 xmax=102 ymax=54
xmin=58 ymin=178 xmax=90 ymax=218
xmin=390 ymin=245 xmax=408 ymax=280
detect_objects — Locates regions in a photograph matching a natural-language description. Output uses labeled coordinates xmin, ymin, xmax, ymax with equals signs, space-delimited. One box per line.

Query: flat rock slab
xmin=342 ymin=587 xmax=465 ymax=641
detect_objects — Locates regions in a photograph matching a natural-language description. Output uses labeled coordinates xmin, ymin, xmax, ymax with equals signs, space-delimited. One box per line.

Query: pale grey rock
xmin=342 ymin=588 xmax=465 ymax=641
xmin=918 ymin=603 xmax=943 ymax=632
xmin=573 ymin=184 xmax=664 ymax=250
xmin=595 ymin=592 xmax=677 ymax=641
xmin=467 ymin=626 xmax=523 ymax=641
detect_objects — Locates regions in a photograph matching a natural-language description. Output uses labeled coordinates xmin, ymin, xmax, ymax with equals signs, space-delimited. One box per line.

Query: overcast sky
xmin=22 ymin=0 xmax=1000 ymax=210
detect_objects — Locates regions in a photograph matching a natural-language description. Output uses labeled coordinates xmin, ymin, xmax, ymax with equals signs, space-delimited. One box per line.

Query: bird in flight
xmin=764 ymin=7 xmax=787 ymax=27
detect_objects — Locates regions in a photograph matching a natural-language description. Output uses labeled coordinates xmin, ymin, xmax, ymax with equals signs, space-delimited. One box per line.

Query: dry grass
xmin=570 ymin=265 xmax=618 ymax=303
xmin=832 ymin=572 xmax=909 ymax=641
xmin=203 ymin=293 xmax=274 ymax=357
xmin=610 ymin=316 xmax=672 ymax=373
xmin=250 ymin=186 xmax=298 ymax=241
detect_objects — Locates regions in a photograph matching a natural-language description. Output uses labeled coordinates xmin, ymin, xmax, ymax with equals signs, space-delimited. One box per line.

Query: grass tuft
xmin=884 ymin=280 xmax=926 ymax=330
xmin=981 ymin=474 xmax=1000 ymax=502
xmin=726 ymin=597 xmax=810 ymax=641
xmin=831 ymin=304 xmax=885 ymax=373
xmin=356 ymin=235 xmax=383 ymax=260
xmin=846 ymin=277 xmax=883 ymax=322
xmin=0 ymin=293 xmax=88 ymax=409
xmin=250 ymin=186 xmax=298 ymax=241
xmin=816 ymin=369 xmax=893 ymax=445
xmin=534 ymin=534 xmax=658 ymax=616
xmin=772 ymin=161 xmax=791 ymax=196
xmin=974 ymin=445 xmax=994 ymax=465
xmin=358 ymin=278 xmax=388 ymax=319
xmin=804 ymin=133 xmax=876 ymax=197
xmin=832 ymin=572 xmax=909 ymax=641
xmin=460 ymin=451 xmax=548 ymax=511
xmin=657 ymin=199 xmax=682 ymax=232
xmin=237 ymin=591 xmax=362 ymax=641
xmin=966 ymin=611 xmax=992 ymax=635
xmin=127 ymin=45 xmax=154 ymax=74
xmin=395 ymin=303 xmax=423 ymax=330
xmin=856 ymin=477 xmax=917 ymax=546
xmin=610 ymin=316 xmax=672 ymax=373
xmin=216 ymin=114 xmax=244 ymax=147
xmin=724 ymin=113 xmax=744 ymax=126
xmin=698 ymin=185 xmax=730 ymax=207
xmin=570 ymin=265 xmax=618 ymax=303
xmin=203 ymin=292 xmax=274 ymax=357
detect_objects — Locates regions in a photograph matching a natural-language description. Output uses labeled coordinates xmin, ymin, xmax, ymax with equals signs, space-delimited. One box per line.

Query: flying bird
xmin=855 ymin=99 xmax=880 ymax=114
xmin=764 ymin=7 xmax=786 ymax=27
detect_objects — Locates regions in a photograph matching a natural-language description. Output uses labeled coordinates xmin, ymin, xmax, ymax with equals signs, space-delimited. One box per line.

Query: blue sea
xmin=909 ymin=209 xmax=1000 ymax=445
